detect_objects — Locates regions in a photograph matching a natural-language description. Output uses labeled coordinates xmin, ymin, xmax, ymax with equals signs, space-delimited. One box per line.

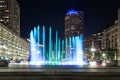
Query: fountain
xmin=28 ymin=25 xmax=86 ymax=65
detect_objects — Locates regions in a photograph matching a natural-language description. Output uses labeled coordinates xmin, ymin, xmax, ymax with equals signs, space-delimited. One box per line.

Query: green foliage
xmin=95 ymin=52 xmax=102 ymax=59
xmin=102 ymin=49 xmax=117 ymax=60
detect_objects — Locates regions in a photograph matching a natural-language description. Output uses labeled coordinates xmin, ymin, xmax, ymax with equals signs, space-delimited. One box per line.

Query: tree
xmin=102 ymin=49 xmax=117 ymax=60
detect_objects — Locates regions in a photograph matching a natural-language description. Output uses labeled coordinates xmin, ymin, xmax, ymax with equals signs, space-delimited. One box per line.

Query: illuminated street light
xmin=102 ymin=53 xmax=106 ymax=57
xmin=102 ymin=53 xmax=107 ymax=66
xmin=90 ymin=48 xmax=96 ymax=52
xmin=90 ymin=47 xmax=96 ymax=61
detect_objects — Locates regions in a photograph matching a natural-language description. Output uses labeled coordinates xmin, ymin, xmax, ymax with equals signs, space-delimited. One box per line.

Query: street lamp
xmin=90 ymin=48 xmax=96 ymax=52
xmin=90 ymin=47 xmax=96 ymax=61
xmin=102 ymin=53 xmax=106 ymax=57
xmin=102 ymin=53 xmax=107 ymax=66
xmin=102 ymin=53 xmax=106 ymax=61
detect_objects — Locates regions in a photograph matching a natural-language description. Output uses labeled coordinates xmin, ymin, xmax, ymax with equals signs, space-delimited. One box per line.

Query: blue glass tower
xmin=65 ymin=9 xmax=84 ymax=38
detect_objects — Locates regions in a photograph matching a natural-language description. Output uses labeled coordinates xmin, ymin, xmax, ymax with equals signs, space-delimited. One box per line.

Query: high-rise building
xmin=0 ymin=0 xmax=20 ymax=35
xmin=65 ymin=9 xmax=84 ymax=38
xmin=0 ymin=0 xmax=29 ymax=62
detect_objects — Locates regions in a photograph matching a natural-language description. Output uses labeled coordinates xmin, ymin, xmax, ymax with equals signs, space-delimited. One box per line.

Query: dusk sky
xmin=17 ymin=0 xmax=120 ymax=39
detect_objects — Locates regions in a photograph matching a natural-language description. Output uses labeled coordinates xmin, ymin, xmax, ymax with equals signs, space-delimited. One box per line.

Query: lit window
xmin=0 ymin=1 xmax=5 ymax=3
xmin=0 ymin=5 xmax=6 ymax=7
xmin=0 ymin=19 xmax=4 ymax=21
xmin=5 ymin=16 xmax=9 ymax=18
xmin=4 ymin=10 xmax=9 ymax=12
xmin=6 ymin=19 xmax=9 ymax=22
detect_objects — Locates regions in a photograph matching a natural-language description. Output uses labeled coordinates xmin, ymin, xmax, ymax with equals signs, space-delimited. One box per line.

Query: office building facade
xmin=102 ymin=9 xmax=120 ymax=65
xmin=0 ymin=0 xmax=20 ymax=35
xmin=0 ymin=23 xmax=29 ymax=61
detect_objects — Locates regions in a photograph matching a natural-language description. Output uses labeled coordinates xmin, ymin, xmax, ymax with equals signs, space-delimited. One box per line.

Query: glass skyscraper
xmin=65 ymin=10 xmax=84 ymax=38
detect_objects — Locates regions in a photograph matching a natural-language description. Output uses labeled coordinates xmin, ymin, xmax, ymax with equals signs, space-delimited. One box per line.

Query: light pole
xmin=90 ymin=41 xmax=96 ymax=61
xmin=102 ymin=53 xmax=106 ymax=60
xmin=90 ymin=47 xmax=96 ymax=61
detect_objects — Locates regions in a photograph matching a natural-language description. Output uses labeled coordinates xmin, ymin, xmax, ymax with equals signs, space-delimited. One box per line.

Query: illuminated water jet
xmin=28 ymin=25 xmax=86 ymax=65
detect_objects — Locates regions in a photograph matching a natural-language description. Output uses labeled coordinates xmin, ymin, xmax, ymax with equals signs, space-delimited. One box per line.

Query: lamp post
xmin=102 ymin=53 xmax=106 ymax=60
xmin=90 ymin=47 xmax=96 ymax=61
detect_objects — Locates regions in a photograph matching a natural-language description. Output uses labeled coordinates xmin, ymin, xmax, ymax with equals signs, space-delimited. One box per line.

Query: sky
xmin=17 ymin=0 xmax=120 ymax=39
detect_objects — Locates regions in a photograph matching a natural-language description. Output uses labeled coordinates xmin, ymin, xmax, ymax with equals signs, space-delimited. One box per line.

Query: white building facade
xmin=0 ymin=23 xmax=29 ymax=61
